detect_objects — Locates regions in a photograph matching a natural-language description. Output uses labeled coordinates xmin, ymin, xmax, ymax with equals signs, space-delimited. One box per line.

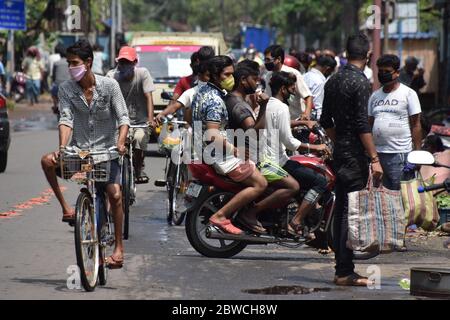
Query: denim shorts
xmin=378 ymin=152 xmax=409 ymax=190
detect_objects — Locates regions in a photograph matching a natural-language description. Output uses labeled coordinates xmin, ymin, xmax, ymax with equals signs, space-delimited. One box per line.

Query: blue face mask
xmin=118 ymin=64 xmax=135 ymax=80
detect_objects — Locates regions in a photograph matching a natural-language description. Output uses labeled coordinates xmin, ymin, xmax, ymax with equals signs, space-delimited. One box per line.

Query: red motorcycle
xmin=184 ymin=125 xmax=376 ymax=259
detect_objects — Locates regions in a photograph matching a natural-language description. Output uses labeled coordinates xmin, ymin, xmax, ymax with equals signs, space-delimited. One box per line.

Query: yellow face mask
xmin=220 ymin=75 xmax=235 ymax=92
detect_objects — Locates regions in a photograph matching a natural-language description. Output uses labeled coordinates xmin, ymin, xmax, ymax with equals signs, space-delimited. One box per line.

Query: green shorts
xmin=256 ymin=159 xmax=289 ymax=183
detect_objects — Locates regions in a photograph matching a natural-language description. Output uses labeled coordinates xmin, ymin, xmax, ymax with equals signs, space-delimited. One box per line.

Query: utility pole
xmin=110 ymin=0 xmax=117 ymax=68
xmin=372 ymin=0 xmax=382 ymax=91
xmin=118 ymin=0 xmax=123 ymax=33
xmin=6 ymin=30 xmax=14 ymax=96
xmin=383 ymin=1 xmax=390 ymax=53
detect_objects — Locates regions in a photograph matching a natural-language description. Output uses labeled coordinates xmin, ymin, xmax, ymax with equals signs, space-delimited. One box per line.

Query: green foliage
xmin=436 ymin=193 xmax=450 ymax=209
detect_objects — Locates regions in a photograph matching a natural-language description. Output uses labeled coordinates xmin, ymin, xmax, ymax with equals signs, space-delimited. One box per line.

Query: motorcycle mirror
xmin=407 ymin=151 xmax=435 ymax=166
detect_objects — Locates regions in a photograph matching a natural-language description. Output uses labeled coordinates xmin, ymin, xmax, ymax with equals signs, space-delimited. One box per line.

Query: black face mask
xmin=265 ymin=62 xmax=275 ymax=71
xmin=378 ymin=71 xmax=396 ymax=85
xmin=243 ymin=80 xmax=257 ymax=95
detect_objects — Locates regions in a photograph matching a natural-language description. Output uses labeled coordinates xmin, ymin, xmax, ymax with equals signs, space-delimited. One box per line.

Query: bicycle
xmin=122 ymin=123 xmax=151 ymax=240
xmin=60 ymin=146 xmax=118 ymax=292
xmin=154 ymin=116 xmax=190 ymax=226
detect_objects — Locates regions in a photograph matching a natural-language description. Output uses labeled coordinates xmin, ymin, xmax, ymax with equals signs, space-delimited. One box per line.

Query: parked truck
xmin=127 ymin=32 xmax=227 ymax=114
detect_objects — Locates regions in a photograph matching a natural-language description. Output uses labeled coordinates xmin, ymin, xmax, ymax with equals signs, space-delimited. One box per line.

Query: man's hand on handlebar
xmin=117 ymin=143 xmax=127 ymax=156
xmin=311 ymin=144 xmax=331 ymax=157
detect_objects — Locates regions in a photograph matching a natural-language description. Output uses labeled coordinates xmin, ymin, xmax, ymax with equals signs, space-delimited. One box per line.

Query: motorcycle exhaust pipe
xmin=205 ymin=226 xmax=296 ymax=244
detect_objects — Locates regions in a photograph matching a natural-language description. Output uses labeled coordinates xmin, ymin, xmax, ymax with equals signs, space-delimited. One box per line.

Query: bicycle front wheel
xmin=75 ymin=190 xmax=99 ymax=292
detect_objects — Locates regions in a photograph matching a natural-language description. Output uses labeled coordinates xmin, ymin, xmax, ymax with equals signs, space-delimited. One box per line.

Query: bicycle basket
xmin=60 ymin=155 xmax=111 ymax=182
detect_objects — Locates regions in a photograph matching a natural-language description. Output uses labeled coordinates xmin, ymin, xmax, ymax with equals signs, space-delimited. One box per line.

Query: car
xmin=0 ymin=93 xmax=10 ymax=173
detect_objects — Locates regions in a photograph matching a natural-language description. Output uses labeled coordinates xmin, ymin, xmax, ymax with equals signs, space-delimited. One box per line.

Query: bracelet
xmin=306 ymin=143 xmax=310 ymax=153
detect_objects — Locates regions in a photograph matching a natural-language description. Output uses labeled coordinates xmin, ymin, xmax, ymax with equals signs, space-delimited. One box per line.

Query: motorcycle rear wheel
xmin=185 ymin=190 xmax=247 ymax=258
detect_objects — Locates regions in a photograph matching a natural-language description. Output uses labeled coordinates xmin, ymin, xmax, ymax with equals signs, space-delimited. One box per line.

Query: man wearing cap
xmin=107 ymin=46 xmax=156 ymax=184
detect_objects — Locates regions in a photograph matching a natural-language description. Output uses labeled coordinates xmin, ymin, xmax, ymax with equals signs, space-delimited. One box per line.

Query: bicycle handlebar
xmin=61 ymin=146 xmax=118 ymax=157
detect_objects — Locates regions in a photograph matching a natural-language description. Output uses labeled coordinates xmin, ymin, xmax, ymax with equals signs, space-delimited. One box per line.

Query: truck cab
xmin=127 ymin=32 xmax=227 ymax=114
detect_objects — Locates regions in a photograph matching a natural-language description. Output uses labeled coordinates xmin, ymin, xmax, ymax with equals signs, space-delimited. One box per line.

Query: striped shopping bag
xmin=347 ymin=180 xmax=406 ymax=252
xmin=400 ymin=173 xmax=439 ymax=231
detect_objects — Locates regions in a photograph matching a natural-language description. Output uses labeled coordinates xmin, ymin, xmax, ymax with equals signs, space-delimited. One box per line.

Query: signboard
xmin=0 ymin=0 xmax=26 ymax=31
xmin=389 ymin=2 xmax=418 ymax=34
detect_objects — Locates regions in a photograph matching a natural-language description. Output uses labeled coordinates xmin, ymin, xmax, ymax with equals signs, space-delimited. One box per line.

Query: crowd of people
xmin=0 ymin=43 xmax=107 ymax=104
xmin=37 ymin=31 xmax=447 ymax=283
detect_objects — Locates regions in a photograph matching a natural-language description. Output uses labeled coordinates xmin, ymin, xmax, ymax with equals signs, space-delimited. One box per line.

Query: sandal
xmin=334 ymin=273 xmax=374 ymax=287
xmin=135 ymin=171 xmax=149 ymax=184
xmin=209 ymin=217 xmax=243 ymax=235
xmin=105 ymin=255 xmax=124 ymax=269
xmin=235 ymin=214 xmax=267 ymax=234
xmin=287 ymin=222 xmax=316 ymax=241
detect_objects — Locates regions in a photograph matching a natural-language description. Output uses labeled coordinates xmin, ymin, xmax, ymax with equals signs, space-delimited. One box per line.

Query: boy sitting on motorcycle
xmin=224 ymin=60 xmax=300 ymax=234
xmin=262 ymin=71 xmax=331 ymax=240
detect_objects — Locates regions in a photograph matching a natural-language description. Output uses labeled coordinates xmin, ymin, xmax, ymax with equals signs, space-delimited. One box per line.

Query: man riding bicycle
xmin=107 ymin=46 xmax=156 ymax=184
xmin=41 ymin=40 xmax=130 ymax=269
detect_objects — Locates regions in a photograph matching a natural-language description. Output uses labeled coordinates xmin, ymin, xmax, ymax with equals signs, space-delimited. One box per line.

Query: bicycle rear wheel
xmin=74 ymin=190 xmax=99 ymax=292
xmin=122 ymin=156 xmax=131 ymax=240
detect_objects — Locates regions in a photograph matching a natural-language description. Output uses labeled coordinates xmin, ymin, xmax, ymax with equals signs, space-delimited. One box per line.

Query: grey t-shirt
xmin=107 ymin=67 xmax=155 ymax=124
xmin=225 ymin=94 xmax=255 ymax=130
xmin=52 ymin=57 xmax=71 ymax=85
xmin=225 ymin=94 xmax=259 ymax=162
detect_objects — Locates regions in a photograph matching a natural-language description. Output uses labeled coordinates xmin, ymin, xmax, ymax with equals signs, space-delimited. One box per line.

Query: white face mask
xmin=287 ymin=93 xmax=296 ymax=105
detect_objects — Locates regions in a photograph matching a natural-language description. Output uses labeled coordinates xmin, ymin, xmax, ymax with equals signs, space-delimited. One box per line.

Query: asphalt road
xmin=0 ymin=105 xmax=449 ymax=300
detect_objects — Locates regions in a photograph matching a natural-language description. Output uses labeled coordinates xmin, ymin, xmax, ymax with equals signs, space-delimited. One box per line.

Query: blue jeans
xmin=26 ymin=79 xmax=40 ymax=104
xmin=378 ymin=152 xmax=409 ymax=190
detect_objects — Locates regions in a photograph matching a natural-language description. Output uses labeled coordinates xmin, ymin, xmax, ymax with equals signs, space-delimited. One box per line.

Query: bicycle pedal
xmin=154 ymin=180 xmax=166 ymax=187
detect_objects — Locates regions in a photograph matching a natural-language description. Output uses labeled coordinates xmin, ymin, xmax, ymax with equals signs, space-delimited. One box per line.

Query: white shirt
xmin=368 ymin=83 xmax=422 ymax=153
xmin=303 ymin=67 xmax=326 ymax=119
xmin=263 ymin=97 xmax=302 ymax=167
xmin=48 ymin=53 xmax=61 ymax=78
xmin=264 ymin=64 xmax=312 ymax=120
xmin=177 ymin=81 xmax=206 ymax=109
xmin=364 ymin=66 xmax=374 ymax=84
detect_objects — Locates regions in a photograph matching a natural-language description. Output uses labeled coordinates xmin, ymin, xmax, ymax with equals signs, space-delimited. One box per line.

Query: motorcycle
xmin=183 ymin=124 xmax=377 ymax=259
xmin=10 ymin=72 xmax=26 ymax=103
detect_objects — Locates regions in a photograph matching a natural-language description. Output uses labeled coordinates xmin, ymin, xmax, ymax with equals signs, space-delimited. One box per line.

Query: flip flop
xmin=287 ymin=222 xmax=316 ymax=241
xmin=334 ymin=273 xmax=374 ymax=287
xmin=235 ymin=215 xmax=267 ymax=234
xmin=135 ymin=171 xmax=150 ymax=184
xmin=209 ymin=217 xmax=243 ymax=235
xmin=105 ymin=255 xmax=124 ymax=269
